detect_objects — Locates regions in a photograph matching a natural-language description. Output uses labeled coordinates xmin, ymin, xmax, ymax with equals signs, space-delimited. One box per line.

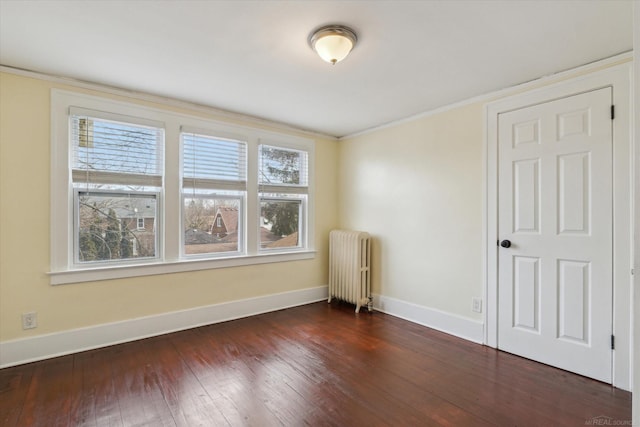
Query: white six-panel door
xmin=497 ymin=88 xmax=613 ymax=383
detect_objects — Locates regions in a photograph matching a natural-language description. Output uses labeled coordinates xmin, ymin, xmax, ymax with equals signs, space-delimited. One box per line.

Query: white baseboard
xmin=373 ymin=294 xmax=484 ymax=344
xmin=0 ymin=286 xmax=328 ymax=368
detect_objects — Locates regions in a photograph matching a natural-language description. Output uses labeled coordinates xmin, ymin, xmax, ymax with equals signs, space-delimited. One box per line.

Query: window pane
xmin=77 ymin=192 xmax=157 ymax=262
xmin=183 ymin=133 xmax=247 ymax=183
xmin=72 ymin=116 xmax=162 ymax=176
xmin=184 ymin=197 xmax=241 ymax=255
xmin=259 ymin=145 xmax=308 ymax=186
xmin=260 ymin=199 xmax=301 ymax=249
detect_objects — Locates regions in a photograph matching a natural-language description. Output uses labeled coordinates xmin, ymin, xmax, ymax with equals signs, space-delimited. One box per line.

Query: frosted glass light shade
xmin=314 ymin=35 xmax=353 ymax=64
xmin=309 ymin=25 xmax=357 ymax=65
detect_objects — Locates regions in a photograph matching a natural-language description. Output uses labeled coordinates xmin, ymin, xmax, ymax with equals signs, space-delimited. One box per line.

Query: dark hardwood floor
xmin=0 ymin=301 xmax=631 ymax=426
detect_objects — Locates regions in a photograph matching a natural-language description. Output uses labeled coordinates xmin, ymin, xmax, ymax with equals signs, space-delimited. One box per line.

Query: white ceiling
xmin=0 ymin=0 xmax=633 ymax=138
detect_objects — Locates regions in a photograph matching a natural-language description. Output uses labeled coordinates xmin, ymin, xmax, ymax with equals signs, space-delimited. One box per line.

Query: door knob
xmin=500 ymin=240 xmax=511 ymax=248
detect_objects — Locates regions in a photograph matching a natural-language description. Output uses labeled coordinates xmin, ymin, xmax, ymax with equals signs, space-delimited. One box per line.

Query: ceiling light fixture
xmin=309 ymin=25 xmax=358 ymax=65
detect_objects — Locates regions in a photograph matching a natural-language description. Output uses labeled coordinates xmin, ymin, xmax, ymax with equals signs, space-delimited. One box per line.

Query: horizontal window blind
xmin=71 ymin=110 xmax=164 ymax=188
xmin=182 ymin=131 xmax=247 ymax=191
xmin=258 ymin=144 xmax=308 ymax=190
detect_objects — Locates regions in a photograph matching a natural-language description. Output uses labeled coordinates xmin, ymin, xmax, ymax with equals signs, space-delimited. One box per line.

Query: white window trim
xmin=50 ymin=90 xmax=315 ymax=285
xmin=257 ymin=142 xmax=309 ymax=252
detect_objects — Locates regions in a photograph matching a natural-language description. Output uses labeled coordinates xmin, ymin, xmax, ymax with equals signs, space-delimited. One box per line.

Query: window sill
xmin=49 ymin=250 xmax=316 ymax=285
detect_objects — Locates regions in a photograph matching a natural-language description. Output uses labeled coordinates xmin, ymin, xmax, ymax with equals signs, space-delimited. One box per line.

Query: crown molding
xmin=341 ymin=51 xmax=633 ymax=140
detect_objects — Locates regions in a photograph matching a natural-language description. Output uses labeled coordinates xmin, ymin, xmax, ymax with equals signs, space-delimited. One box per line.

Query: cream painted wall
xmin=0 ymin=72 xmax=339 ymax=341
xmin=339 ymin=57 xmax=634 ymax=325
xmin=339 ymin=103 xmax=484 ymax=320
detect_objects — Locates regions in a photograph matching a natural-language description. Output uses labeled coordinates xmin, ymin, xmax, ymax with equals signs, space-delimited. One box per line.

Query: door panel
xmin=513 ymin=256 xmax=540 ymax=332
xmin=513 ymin=159 xmax=540 ymax=233
xmin=497 ymin=88 xmax=612 ymax=383
xmin=558 ymin=152 xmax=590 ymax=234
xmin=557 ymin=259 xmax=590 ymax=344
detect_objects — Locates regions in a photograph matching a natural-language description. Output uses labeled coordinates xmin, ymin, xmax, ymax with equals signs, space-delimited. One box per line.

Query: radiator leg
xmin=355 ymin=303 xmax=361 ymax=314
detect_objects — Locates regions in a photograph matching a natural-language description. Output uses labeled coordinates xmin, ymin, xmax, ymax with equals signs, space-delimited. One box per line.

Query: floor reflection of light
xmin=174 ymin=322 xmax=393 ymax=424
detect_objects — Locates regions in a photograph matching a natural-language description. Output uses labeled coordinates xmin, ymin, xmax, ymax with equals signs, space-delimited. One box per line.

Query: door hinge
xmin=611 ymin=335 xmax=615 ymax=350
xmin=611 ymin=105 xmax=615 ymax=120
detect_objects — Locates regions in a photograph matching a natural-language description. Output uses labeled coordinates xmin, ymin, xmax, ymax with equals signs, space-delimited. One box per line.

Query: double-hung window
xmin=258 ymin=144 xmax=308 ymax=250
xmin=70 ymin=108 xmax=164 ymax=265
xmin=181 ymin=129 xmax=247 ymax=256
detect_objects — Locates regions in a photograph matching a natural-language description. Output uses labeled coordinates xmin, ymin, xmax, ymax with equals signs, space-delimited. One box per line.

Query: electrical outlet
xmin=472 ymin=298 xmax=482 ymax=313
xmin=22 ymin=312 xmax=37 ymax=330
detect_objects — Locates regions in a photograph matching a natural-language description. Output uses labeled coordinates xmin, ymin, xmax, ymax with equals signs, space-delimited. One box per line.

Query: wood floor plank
xmin=169 ymin=327 xmax=274 ymax=426
xmin=15 ymin=356 xmax=75 ymax=426
xmin=146 ymin=333 xmax=230 ymax=427
xmin=66 ymin=352 xmax=97 ymax=427
xmin=368 ymin=311 xmax=631 ymax=422
xmin=200 ymin=320 xmax=320 ymax=426
xmin=281 ymin=314 xmax=496 ymax=426
xmin=0 ymin=301 xmax=632 ymax=426
xmin=82 ymin=347 xmax=125 ymax=427
xmin=108 ymin=340 xmax=176 ymax=427
xmin=0 ymin=363 xmax=34 ymax=426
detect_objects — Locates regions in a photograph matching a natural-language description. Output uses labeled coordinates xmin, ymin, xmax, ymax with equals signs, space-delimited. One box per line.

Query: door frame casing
xmin=484 ymin=63 xmax=633 ymax=390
